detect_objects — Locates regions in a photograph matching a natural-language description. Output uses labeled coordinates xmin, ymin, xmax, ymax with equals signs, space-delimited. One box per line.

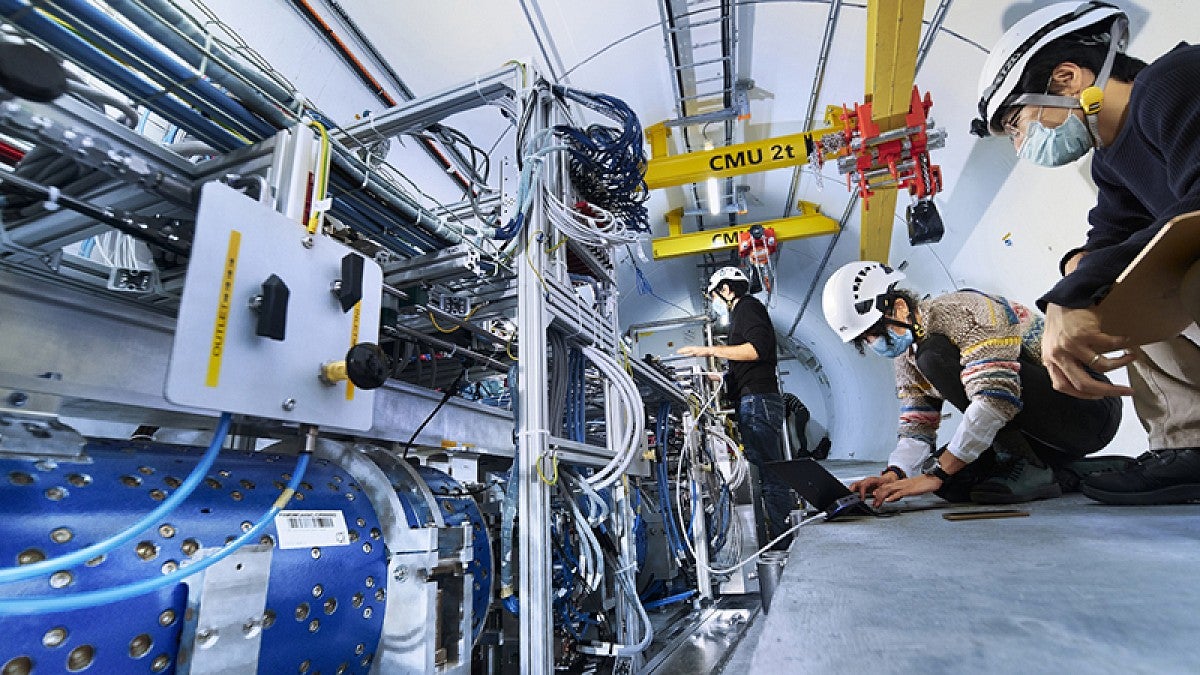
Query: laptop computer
xmin=766 ymin=458 xmax=892 ymax=520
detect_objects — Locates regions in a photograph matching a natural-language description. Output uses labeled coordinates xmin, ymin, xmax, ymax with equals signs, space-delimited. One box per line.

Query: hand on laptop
xmin=870 ymin=475 xmax=943 ymax=507
xmin=850 ymin=474 xmax=897 ymax=500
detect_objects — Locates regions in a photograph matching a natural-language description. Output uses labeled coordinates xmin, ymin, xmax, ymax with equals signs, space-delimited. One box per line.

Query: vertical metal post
xmin=686 ymin=411 xmax=713 ymax=599
xmin=778 ymin=366 xmax=793 ymax=461
xmin=517 ymin=91 xmax=554 ymax=673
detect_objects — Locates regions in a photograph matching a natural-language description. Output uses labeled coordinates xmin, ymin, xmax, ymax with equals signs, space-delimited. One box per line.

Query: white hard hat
xmin=706 ymin=266 xmax=750 ymax=295
xmin=822 ymin=261 xmax=907 ymax=342
xmin=971 ymin=1 xmax=1127 ymax=137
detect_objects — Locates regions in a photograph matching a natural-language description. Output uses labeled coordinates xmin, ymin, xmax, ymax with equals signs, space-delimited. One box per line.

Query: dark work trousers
xmin=737 ymin=393 xmax=794 ymax=543
xmin=915 ymin=333 xmax=1122 ymax=466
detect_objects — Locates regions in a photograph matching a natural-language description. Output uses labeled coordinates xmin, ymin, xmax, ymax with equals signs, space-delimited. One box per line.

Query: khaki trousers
xmin=1129 ymin=326 xmax=1200 ymax=449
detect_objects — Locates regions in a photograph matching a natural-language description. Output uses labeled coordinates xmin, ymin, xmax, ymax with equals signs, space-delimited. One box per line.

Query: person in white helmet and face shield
xmin=974 ymin=1 xmax=1200 ymax=504
xmin=822 ymin=261 xmax=1123 ymax=506
xmin=678 ymin=267 xmax=794 ymax=549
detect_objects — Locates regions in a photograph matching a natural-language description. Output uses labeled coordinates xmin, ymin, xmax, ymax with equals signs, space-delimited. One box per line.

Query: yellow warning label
xmin=206 ymin=231 xmax=242 ymax=387
xmin=346 ymin=300 xmax=361 ymax=400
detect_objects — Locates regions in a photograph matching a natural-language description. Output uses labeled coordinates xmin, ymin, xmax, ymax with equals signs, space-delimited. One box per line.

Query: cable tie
xmin=42 ymin=186 xmax=60 ymax=211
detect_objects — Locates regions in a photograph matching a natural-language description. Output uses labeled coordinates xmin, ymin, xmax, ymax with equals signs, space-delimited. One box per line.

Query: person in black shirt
xmin=679 ymin=267 xmax=794 ymax=547
xmin=972 ymin=1 xmax=1200 ymax=503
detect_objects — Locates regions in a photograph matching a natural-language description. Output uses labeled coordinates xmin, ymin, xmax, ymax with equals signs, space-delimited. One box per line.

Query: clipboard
xmin=1096 ymin=210 xmax=1200 ymax=346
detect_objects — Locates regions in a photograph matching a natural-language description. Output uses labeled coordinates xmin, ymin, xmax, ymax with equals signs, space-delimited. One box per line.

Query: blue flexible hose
xmin=0 ymin=413 xmax=232 ymax=585
xmin=643 ymin=589 xmax=696 ymax=611
xmin=0 ymin=451 xmax=310 ymax=615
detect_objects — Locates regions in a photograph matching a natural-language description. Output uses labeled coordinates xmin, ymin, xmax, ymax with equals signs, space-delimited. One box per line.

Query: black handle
xmin=255 ymin=274 xmax=289 ymax=340
xmin=336 ymin=253 xmax=364 ymax=312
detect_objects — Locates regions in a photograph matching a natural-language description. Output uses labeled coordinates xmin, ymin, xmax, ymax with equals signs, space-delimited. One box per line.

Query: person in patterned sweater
xmin=822 ymin=261 xmax=1123 ymax=506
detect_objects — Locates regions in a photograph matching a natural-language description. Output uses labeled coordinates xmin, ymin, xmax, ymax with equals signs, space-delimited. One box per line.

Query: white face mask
xmin=1018 ymin=112 xmax=1093 ymax=167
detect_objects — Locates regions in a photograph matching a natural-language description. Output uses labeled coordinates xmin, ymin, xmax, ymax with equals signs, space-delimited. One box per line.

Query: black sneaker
xmin=1081 ymin=448 xmax=1200 ymax=505
xmin=1054 ymin=455 xmax=1136 ymax=493
xmin=970 ymin=455 xmax=1062 ymax=504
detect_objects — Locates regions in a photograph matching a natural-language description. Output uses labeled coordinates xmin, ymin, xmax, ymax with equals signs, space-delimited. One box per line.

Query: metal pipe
xmin=382 ymin=324 xmax=509 ymax=373
xmin=0 ymin=0 xmax=244 ymax=150
xmin=786 ymin=197 xmax=854 ymax=337
xmin=104 ymin=0 xmax=301 ymax=128
xmin=335 ymin=65 xmax=518 ymax=145
xmin=315 ymin=0 xmax=486 ymax=185
xmin=783 ymin=0 xmax=841 ymax=219
xmin=916 ymin=0 xmax=955 ymax=75
xmin=286 ymin=0 xmax=481 ymax=191
xmin=30 ymin=0 xmax=275 ymax=139
xmin=328 ymin=151 xmax=465 ymax=246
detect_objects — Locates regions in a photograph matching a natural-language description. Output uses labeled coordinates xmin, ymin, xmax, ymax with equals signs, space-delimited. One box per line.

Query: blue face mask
xmin=1018 ymin=112 xmax=1093 ymax=167
xmin=869 ymin=327 xmax=914 ymax=358
xmin=712 ymin=298 xmax=731 ymax=322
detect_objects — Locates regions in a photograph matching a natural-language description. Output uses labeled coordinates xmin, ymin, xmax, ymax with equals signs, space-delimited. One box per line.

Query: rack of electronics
xmin=0 ymin=2 xmax=769 ymax=673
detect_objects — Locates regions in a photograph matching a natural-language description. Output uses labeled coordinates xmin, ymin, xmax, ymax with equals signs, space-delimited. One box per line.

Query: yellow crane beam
xmin=860 ymin=0 xmax=925 ymax=263
xmin=643 ymin=118 xmax=839 ymax=190
xmin=652 ymin=201 xmax=839 ymax=260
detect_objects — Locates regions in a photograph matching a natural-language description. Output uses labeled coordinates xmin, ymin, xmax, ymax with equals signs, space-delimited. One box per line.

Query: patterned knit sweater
xmin=894 ymin=291 xmax=1044 ymax=449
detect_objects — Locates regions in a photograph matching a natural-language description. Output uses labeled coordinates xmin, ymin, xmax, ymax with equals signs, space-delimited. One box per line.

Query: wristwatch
xmin=920 ymin=454 xmax=952 ymax=483
xmin=882 ymin=465 xmax=906 ymax=480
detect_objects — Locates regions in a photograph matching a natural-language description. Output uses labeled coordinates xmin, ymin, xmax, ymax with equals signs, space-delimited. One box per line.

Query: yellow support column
xmin=860 ymin=0 xmax=925 ymax=263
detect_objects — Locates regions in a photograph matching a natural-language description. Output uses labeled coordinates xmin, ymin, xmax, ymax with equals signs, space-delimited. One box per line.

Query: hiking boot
xmin=970 ymin=455 xmax=1062 ymax=504
xmin=1055 ymin=455 xmax=1136 ymax=493
xmin=1081 ymin=448 xmax=1200 ymax=505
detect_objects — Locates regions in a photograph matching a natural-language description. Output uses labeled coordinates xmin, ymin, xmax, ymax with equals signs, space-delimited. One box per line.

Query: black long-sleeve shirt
xmin=1039 ymin=42 xmax=1200 ymax=310
xmin=727 ymin=294 xmax=778 ymax=397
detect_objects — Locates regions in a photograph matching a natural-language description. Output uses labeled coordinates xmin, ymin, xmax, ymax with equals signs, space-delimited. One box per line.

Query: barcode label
xmin=274 ymin=510 xmax=350 ymax=549
xmin=285 ymin=514 xmax=337 ymax=529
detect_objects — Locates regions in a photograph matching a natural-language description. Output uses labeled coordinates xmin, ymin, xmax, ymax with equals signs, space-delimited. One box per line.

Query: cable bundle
xmin=549 ymin=85 xmax=649 ymax=232
xmin=581 ymin=345 xmax=645 ymax=491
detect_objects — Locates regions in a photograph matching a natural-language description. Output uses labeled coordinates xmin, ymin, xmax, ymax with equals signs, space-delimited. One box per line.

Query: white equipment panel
xmin=166 ymin=182 xmax=382 ymax=429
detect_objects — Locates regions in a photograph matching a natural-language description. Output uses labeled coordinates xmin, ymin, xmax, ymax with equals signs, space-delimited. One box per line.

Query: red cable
xmin=0 ymin=140 xmax=25 ymax=166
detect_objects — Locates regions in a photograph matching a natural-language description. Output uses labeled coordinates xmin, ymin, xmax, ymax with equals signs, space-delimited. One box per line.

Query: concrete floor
xmin=724 ymin=461 xmax=1200 ymax=675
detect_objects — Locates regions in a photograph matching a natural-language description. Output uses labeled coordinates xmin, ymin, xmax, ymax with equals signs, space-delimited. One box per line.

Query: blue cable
xmin=0 ymin=413 xmax=232 ymax=585
xmin=0 ymin=452 xmax=310 ymax=615
xmin=0 ymin=0 xmax=246 ymax=150
xmin=643 ymin=590 xmax=697 ymax=612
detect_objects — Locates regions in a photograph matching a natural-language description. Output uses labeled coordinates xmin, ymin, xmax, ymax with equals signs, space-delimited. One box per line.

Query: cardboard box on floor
xmin=1097 ymin=210 xmax=1200 ymax=346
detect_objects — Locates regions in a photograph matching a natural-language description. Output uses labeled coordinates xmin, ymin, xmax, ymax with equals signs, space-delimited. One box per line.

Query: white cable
xmin=707 ymin=423 xmax=748 ymax=490
xmin=581 ymin=346 xmax=645 ymax=490
xmin=706 ymin=513 xmax=824 ymax=575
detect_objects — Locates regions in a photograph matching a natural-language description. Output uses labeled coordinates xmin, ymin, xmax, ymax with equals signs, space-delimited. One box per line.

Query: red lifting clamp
xmin=818 ymin=85 xmax=947 ymax=211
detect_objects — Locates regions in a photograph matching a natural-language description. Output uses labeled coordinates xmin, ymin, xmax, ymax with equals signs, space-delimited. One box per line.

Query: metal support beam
xmin=334 ymin=66 xmax=518 ymax=145
xmin=516 ymin=93 xmax=554 ymax=674
xmin=651 ymin=201 xmax=838 ymax=260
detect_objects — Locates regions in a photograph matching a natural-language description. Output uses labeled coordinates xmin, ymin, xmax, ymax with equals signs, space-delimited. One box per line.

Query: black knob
xmin=0 ymin=43 xmax=67 ymax=103
xmin=254 ymin=274 xmax=289 ymax=341
xmin=335 ymin=253 xmax=364 ymax=312
xmin=345 ymin=343 xmax=390 ymax=390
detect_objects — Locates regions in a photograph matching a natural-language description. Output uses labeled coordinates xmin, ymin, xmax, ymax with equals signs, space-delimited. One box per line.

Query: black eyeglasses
xmin=1001 ymin=107 xmax=1024 ymax=136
